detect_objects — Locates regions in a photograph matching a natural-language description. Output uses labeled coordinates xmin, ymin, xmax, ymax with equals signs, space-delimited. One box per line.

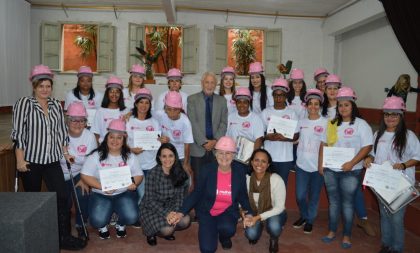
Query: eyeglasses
xmin=69 ymin=119 xmax=87 ymax=124
xmin=384 ymin=112 xmax=400 ymax=118
xmin=216 ymin=151 xmax=234 ymax=157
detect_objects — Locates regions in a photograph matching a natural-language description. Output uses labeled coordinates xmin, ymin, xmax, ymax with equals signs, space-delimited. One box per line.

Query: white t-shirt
xmin=155 ymin=90 xmax=188 ymax=113
xmin=372 ymin=130 xmax=420 ymax=185
xmin=60 ymin=129 xmax=97 ymax=180
xmin=288 ymin=96 xmax=306 ymax=119
xmin=261 ymin=107 xmax=299 ymax=162
xmin=155 ymin=110 xmax=193 ymax=159
xmin=296 ymin=117 xmax=328 ymax=172
xmin=224 ymin=94 xmax=237 ymax=115
xmin=122 ymin=88 xmax=137 ymax=110
xmin=81 ymin=152 xmax=143 ymax=196
xmin=126 ymin=117 xmax=160 ymax=171
xmin=91 ymin=107 xmax=129 ymax=143
xmin=251 ymin=89 xmax=274 ymax=114
xmin=64 ymin=90 xmax=103 ymax=110
xmin=327 ymin=106 xmax=337 ymax=120
xmin=331 ymin=117 xmax=373 ymax=171
xmin=227 ymin=112 xmax=264 ymax=142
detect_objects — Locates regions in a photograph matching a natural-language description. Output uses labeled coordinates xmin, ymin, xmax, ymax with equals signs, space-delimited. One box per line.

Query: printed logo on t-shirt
xmin=131 ymin=126 xmax=140 ymax=130
xmin=282 ymin=115 xmax=291 ymax=119
xmin=100 ymin=162 xmax=113 ymax=167
xmin=146 ymin=125 xmax=155 ymax=131
xmin=88 ymin=100 xmax=95 ymax=106
xmin=104 ymin=117 xmax=114 ymax=122
xmin=173 ymin=130 xmax=181 ymax=137
xmin=242 ymin=121 xmax=251 ymax=129
xmin=118 ymin=161 xmax=127 ymax=167
xmin=229 ymin=100 xmax=236 ymax=105
xmin=314 ymin=126 xmax=324 ymax=134
xmin=344 ymin=128 xmax=354 ymax=136
xmin=77 ymin=145 xmax=87 ymax=155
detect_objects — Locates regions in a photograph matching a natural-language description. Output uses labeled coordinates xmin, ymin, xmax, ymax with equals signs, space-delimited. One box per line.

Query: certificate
xmin=322 ymin=147 xmax=355 ymax=171
xmin=267 ymin=115 xmax=298 ymax=139
xmin=235 ymin=136 xmax=254 ymax=164
xmin=133 ymin=130 xmax=161 ymax=150
xmin=99 ymin=165 xmax=132 ymax=191
xmin=86 ymin=109 xmax=96 ymax=127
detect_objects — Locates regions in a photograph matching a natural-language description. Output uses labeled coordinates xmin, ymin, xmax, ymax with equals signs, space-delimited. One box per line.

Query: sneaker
xmin=131 ymin=221 xmax=141 ymax=229
xmin=98 ymin=226 xmax=110 ymax=240
xmin=116 ymin=224 xmax=127 ymax=238
xmin=303 ymin=223 xmax=313 ymax=234
xmin=356 ymin=218 xmax=376 ymax=236
xmin=293 ymin=217 xmax=306 ymax=228
xmin=220 ymin=237 xmax=232 ymax=250
xmin=378 ymin=245 xmax=391 ymax=253
xmin=110 ymin=213 xmax=118 ymax=226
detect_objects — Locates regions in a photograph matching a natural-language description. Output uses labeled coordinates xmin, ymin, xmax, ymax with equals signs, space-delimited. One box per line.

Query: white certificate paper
xmin=235 ymin=136 xmax=254 ymax=164
xmin=322 ymin=147 xmax=355 ymax=171
xmin=267 ymin=115 xmax=298 ymax=139
xmin=99 ymin=165 xmax=132 ymax=191
xmin=133 ymin=130 xmax=161 ymax=150
xmin=86 ymin=109 xmax=96 ymax=127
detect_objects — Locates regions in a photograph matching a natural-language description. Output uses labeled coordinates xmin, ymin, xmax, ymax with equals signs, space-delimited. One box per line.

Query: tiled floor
xmin=63 ymin=210 xmax=420 ymax=253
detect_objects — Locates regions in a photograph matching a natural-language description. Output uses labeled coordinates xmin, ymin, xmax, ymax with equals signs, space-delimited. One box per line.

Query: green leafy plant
xmin=73 ymin=24 xmax=97 ymax=60
xmin=147 ymin=26 xmax=182 ymax=72
xmin=132 ymin=40 xmax=162 ymax=80
xmin=231 ymin=29 xmax=256 ymax=75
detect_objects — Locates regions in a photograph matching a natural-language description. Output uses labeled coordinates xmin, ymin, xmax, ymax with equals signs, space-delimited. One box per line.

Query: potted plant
xmin=231 ymin=29 xmax=256 ymax=75
xmin=132 ymin=40 xmax=162 ymax=81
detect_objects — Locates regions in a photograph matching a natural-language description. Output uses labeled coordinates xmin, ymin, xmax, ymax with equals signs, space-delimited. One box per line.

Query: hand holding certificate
xmin=99 ymin=165 xmax=132 ymax=192
xmin=235 ymin=136 xmax=254 ymax=164
xmin=322 ymin=147 xmax=355 ymax=171
xmin=133 ymin=130 xmax=161 ymax=150
xmin=267 ymin=115 xmax=298 ymax=139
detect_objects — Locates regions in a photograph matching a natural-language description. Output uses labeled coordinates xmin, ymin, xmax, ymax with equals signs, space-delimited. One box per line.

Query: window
xmin=214 ymin=26 xmax=282 ymax=77
xmin=128 ymin=23 xmax=198 ymax=74
xmin=41 ymin=22 xmax=115 ymax=72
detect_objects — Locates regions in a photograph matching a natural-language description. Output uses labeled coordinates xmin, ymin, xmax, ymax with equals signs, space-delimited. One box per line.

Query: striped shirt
xmin=11 ymin=96 xmax=68 ymax=164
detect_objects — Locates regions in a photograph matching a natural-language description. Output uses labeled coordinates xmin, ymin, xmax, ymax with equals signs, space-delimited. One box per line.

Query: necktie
xmin=205 ymin=96 xmax=213 ymax=139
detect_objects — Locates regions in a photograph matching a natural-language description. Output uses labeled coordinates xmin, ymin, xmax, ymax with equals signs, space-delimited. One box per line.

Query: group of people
xmin=11 ymin=62 xmax=419 ymax=253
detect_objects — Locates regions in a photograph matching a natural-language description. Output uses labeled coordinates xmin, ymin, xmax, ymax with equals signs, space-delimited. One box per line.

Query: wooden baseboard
xmin=359 ymin=107 xmax=417 ymax=131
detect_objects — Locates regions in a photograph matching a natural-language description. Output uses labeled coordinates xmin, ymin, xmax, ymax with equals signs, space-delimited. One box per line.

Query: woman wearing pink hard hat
xmin=123 ymin=64 xmax=146 ymax=110
xmin=287 ymin=68 xmax=307 ymax=120
xmin=248 ymin=62 xmax=273 ymax=114
xmin=155 ymin=68 xmax=188 ymax=113
xmin=81 ymin=119 xmax=143 ymax=239
xmin=364 ymin=96 xmax=420 ymax=253
xmin=313 ymin=67 xmax=329 ymax=92
xmin=218 ymin=66 xmax=237 ymax=115
xmin=321 ymin=74 xmax=342 ymax=120
xmin=11 ymin=65 xmax=86 ymax=250
xmin=170 ymin=136 xmax=256 ymax=253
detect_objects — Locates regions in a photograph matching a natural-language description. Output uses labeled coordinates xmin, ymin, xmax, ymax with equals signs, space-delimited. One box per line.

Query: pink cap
xmin=248 ymin=62 xmax=264 ymax=75
xmin=66 ymin=102 xmax=87 ymax=118
xmin=336 ymin=86 xmax=357 ymax=101
xmin=325 ymin=74 xmax=342 ymax=86
xmin=77 ymin=66 xmax=93 ymax=78
xmin=304 ymin=88 xmax=324 ymax=104
xmin=167 ymin=68 xmax=183 ymax=80
xmin=221 ymin=66 xmax=236 ymax=78
xmin=105 ymin=76 xmax=123 ymax=90
xmin=313 ymin=68 xmax=329 ymax=80
xmin=29 ymin=64 xmax=54 ymax=82
xmin=134 ymin=88 xmax=153 ymax=102
xmin=107 ymin=118 xmax=126 ymax=133
xmin=234 ymin=87 xmax=252 ymax=101
xmin=271 ymin=78 xmax=289 ymax=93
xmin=129 ymin=64 xmax=146 ymax=76
xmin=215 ymin=136 xmax=237 ymax=153
xmin=164 ymin=91 xmax=183 ymax=109
xmin=290 ymin=68 xmax=304 ymax=80
xmin=383 ymin=96 xmax=406 ymax=112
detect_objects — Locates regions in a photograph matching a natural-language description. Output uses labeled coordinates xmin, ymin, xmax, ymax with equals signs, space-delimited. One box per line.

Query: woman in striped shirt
xmin=11 ymin=65 xmax=86 ymax=250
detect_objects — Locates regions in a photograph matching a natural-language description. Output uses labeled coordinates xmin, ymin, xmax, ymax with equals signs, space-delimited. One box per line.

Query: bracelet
xmin=63 ymin=152 xmax=69 ymax=155
xmin=401 ymin=163 xmax=406 ymax=170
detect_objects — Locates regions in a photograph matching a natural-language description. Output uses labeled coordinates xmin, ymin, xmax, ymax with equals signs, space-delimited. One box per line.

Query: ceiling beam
xmin=162 ymin=0 xmax=176 ymax=24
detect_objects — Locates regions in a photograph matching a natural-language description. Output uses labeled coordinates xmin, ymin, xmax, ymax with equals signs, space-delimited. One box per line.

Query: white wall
xmin=0 ymin=0 xmax=31 ymax=107
xmin=30 ymin=8 xmax=324 ymax=101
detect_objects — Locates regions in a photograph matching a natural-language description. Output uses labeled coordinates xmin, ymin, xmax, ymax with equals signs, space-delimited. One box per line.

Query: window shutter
xmin=41 ymin=22 xmax=61 ymax=71
xmin=182 ymin=25 xmax=198 ymax=74
xmin=127 ymin=23 xmax=144 ymax=70
xmin=214 ymin=26 xmax=228 ymax=74
xmin=97 ymin=24 xmax=114 ymax=72
xmin=264 ymin=29 xmax=282 ymax=77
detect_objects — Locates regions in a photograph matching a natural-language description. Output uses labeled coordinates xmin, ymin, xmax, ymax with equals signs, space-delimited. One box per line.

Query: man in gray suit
xmin=187 ymin=72 xmax=228 ymax=182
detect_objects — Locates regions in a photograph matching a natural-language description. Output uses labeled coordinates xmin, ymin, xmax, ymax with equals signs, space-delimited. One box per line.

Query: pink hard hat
xmin=66 ymin=101 xmax=87 ymax=118
xmin=29 ymin=64 xmax=54 ymax=82
xmin=129 ymin=64 xmax=146 ymax=76
xmin=249 ymin=62 xmax=264 ymax=75
xmin=271 ymin=78 xmax=290 ymax=93
xmin=290 ymin=68 xmax=304 ymax=80
xmin=304 ymin=88 xmax=324 ymax=104
xmin=134 ymin=88 xmax=153 ymax=102
xmin=105 ymin=76 xmax=123 ymax=90
xmin=107 ymin=118 xmax=127 ymax=133
xmin=234 ymin=87 xmax=252 ymax=101
xmin=325 ymin=74 xmax=342 ymax=86
xmin=313 ymin=68 xmax=329 ymax=80
xmin=215 ymin=136 xmax=237 ymax=153
xmin=77 ymin=66 xmax=93 ymax=78
xmin=383 ymin=96 xmax=406 ymax=113
xmin=221 ymin=66 xmax=236 ymax=78
xmin=167 ymin=68 xmax=183 ymax=80
xmin=164 ymin=91 xmax=183 ymax=109
xmin=336 ymin=86 xmax=357 ymax=101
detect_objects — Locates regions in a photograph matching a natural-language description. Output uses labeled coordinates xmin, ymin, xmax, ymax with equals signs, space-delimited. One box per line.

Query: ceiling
xmin=27 ymin=0 xmax=357 ymax=18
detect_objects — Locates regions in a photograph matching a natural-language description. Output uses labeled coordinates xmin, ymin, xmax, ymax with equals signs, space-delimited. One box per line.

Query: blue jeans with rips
xmin=245 ymin=211 xmax=287 ymax=240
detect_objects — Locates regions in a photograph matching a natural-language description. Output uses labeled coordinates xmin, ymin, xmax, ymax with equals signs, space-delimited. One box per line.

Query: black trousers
xmin=190 ymin=151 xmax=216 ymax=183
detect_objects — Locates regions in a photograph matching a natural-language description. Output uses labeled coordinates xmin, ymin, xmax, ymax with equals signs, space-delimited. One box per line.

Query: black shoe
xmin=378 ymin=245 xmax=391 ymax=253
xmin=60 ymin=235 xmax=87 ymax=251
xmin=293 ymin=217 xmax=306 ymax=228
xmin=303 ymin=223 xmax=313 ymax=234
xmin=147 ymin=236 xmax=157 ymax=246
xmin=163 ymin=235 xmax=176 ymax=241
xmin=248 ymin=239 xmax=258 ymax=245
xmin=269 ymin=238 xmax=279 ymax=253
xmin=220 ymin=238 xmax=232 ymax=250
xmin=116 ymin=224 xmax=127 ymax=238
xmin=131 ymin=221 xmax=141 ymax=229
xmin=98 ymin=226 xmax=110 ymax=240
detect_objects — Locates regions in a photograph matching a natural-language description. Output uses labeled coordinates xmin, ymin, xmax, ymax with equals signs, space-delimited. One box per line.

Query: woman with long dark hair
xmin=248 ymin=62 xmax=273 ymax=114
xmin=364 ymin=96 xmax=420 ymax=253
xmin=123 ymin=64 xmax=146 ymax=110
xmin=321 ymin=74 xmax=342 ymax=120
xmin=287 ymin=68 xmax=307 ymax=119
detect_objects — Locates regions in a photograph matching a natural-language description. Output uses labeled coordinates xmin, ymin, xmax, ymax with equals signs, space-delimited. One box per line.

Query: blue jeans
xmin=295 ymin=167 xmax=324 ymax=224
xmin=380 ymin=202 xmax=406 ymax=252
xmin=245 ymin=211 xmax=287 ymax=240
xmin=136 ymin=169 xmax=150 ymax=207
xmin=65 ymin=173 xmax=90 ymax=227
xmin=323 ymin=169 xmax=361 ymax=237
xmin=198 ymin=210 xmax=237 ymax=253
xmin=272 ymin=161 xmax=294 ymax=186
xmin=89 ymin=190 xmax=139 ymax=228
xmin=354 ymin=178 xmax=368 ymax=219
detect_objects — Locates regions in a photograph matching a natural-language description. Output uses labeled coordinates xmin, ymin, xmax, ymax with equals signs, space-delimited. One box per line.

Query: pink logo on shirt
xmin=282 ymin=115 xmax=291 ymax=119
xmin=314 ymin=126 xmax=324 ymax=133
xmin=146 ymin=126 xmax=155 ymax=131
xmin=104 ymin=117 xmax=113 ymax=122
xmin=230 ymin=100 xmax=236 ymax=105
xmin=344 ymin=128 xmax=354 ymax=136
xmin=118 ymin=162 xmax=127 ymax=167
xmin=77 ymin=145 xmax=87 ymax=155
xmin=173 ymin=130 xmax=181 ymax=137
xmin=100 ymin=162 xmax=112 ymax=167
xmin=88 ymin=100 xmax=95 ymax=106
xmin=242 ymin=121 xmax=251 ymax=129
